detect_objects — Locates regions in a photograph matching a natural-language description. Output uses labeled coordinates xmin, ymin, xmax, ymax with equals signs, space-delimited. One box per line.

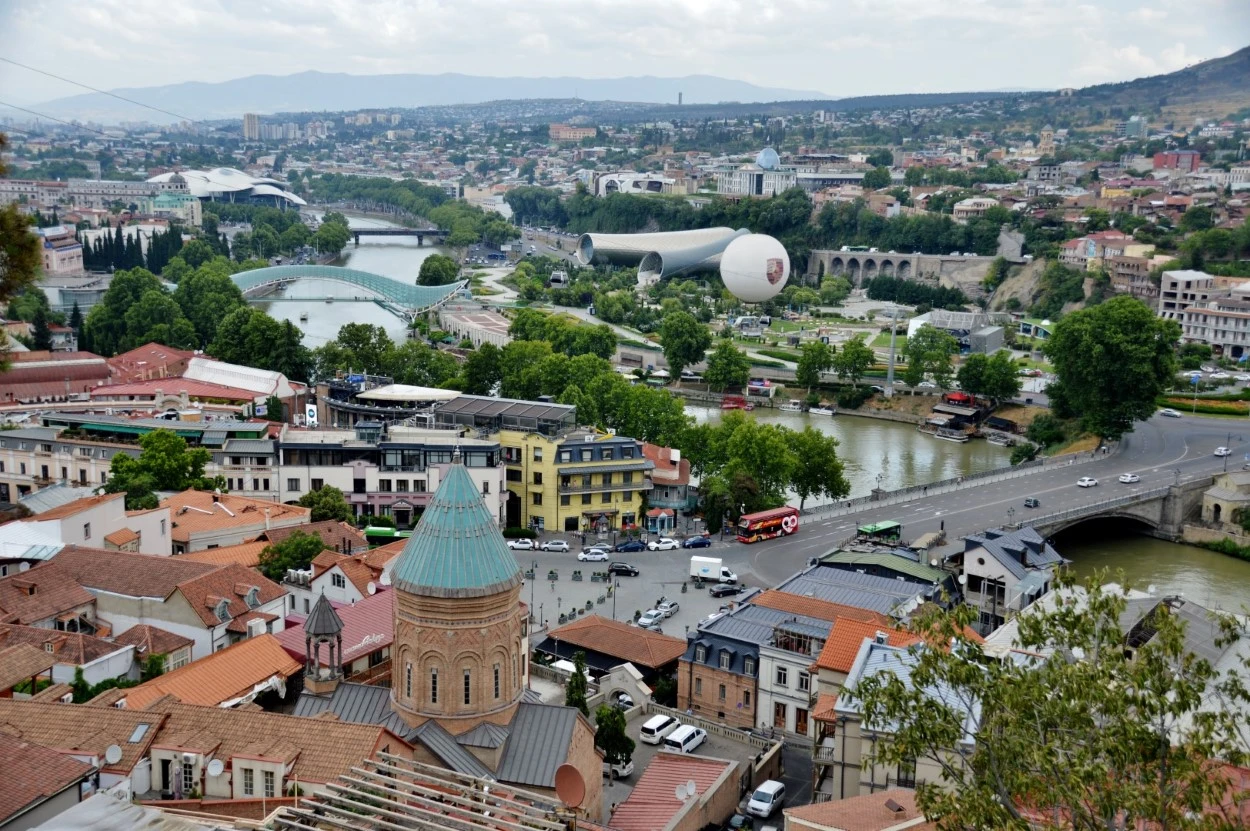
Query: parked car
xmin=709 ymin=583 xmax=744 ymax=598
xmin=657 ymin=600 xmax=680 ymax=617
xmin=607 ymin=562 xmax=639 ymax=576
xmin=916 ymin=381 xmax=938 ymax=389
xmin=1236 ymin=375 xmax=1250 ymax=382
xmin=724 ymin=814 xmax=753 ymax=831
xmin=1159 ymin=408 xmax=1182 ymax=418
xmin=1118 ymin=473 xmax=1140 ymax=484
xmin=648 ymin=537 xmax=679 ymax=551
xmin=1215 ymin=447 xmax=1233 ymax=457
xmin=506 ymin=538 xmax=534 ymax=550
xmin=682 ymin=535 xmax=712 ymax=549
xmin=578 ymin=549 xmax=609 ymax=562
xmin=1077 ymin=477 xmax=1099 ymax=488
xmin=585 ymin=542 xmax=611 ymax=552
xmin=603 ymin=758 xmax=634 ymax=778
xmin=1211 ymin=372 xmax=1232 ymax=380
xmin=1023 ymin=497 xmax=1040 ymax=508
xmin=540 ymin=539 xmax=570 ymax=552
xmin=614 ymin=539 xmax=647 ymax=553
xmin=637 ymin=610 xmax=664 ymax=630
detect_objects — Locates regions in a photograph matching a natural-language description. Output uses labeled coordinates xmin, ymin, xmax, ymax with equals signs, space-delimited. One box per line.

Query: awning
xmin=582 ymin=509 xmax=619 ymax=517
xmin=557 ymin=461 xmax=653 ymax=475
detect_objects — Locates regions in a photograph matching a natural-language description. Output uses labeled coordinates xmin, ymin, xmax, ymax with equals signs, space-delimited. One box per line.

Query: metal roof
xmin=960 ymin=526 xmax=1066 ymax=581
xmin=822 ymin=550 xmax=948 ymax=584
xmin=200 ymin=430 xmax=228 ymax=446
xmin=495 ymin=703 xmax=576 ymax=788
xmin=389 ymin=460 xmax=522 ymax=599
xmin=413 ymin=720 xmax=494 ymax=779
xmin=356 ymin=384 xmax=460 ymax=402
xmin=221 ymin=439 xmax=276 ymax=454
xmin=304 ymin=592 xmax=344 ymax=637
xmin=556 ymin=461 xmax=653 ymax=475
xmin=292 ymin=681 xmax=411 ymax=737
xmin=456 ymin=721 xmax=511 ymax=749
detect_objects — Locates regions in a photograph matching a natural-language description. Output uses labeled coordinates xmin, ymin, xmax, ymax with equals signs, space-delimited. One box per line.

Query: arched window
xmin=404 ymin=662 xmax=412 ymax=699
xmin=463 ymin=668 xmax=472 ymax=705
xmin=430 ymin=668 xmax=439 ymax=704
xmin=493 ymin=663 xmax=500 ymax=699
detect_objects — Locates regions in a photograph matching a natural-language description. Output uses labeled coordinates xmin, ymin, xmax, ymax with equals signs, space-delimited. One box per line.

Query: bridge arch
xmin=879 ymin=258 xmax=895 ymax=277
xmin=846 ymin=257 xmax=861 ymax=281
xmin=830 ymin=256 xmax=845 ymax=275
xmin=1038 ymin=512 xmax=1161 ymax=539
xmin=897 ymin=260 xmax=912 ymax=279
xmin=231 ymin=265 xmax=466 ymax=316
xmin=862 ymin=259 xmax=878 ymax=280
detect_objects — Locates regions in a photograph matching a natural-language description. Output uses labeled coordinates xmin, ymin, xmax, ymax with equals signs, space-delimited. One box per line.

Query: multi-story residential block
xmin=243 ymin=112 xmax=260 ymax=140
xmin=945 ymin=526 xmax=1065 ymax=634
xmin=35 ymin=225 xmax=84 ymax=274
xmin=951 ymin=196 xmax=999 ymax=222
xmin=548 ymin=124 xmax=597 ymax=142
xmin=0 ymin=178 xmax=68 ymax=206
xmin=1106 ymin=255 xmax=1159 ymax=300
xmin=20 ymin=491 xmax=171 ymax=556
xmin=434 ymin=395 xmax=652 ymax=532
xmin=1153 ymin=150 xmax=1201 ymax=172
xmin=1177 ymin=289 xmax=1250 ymax=359
xmin=1158 ymin=269 xmax=1217 ymax=321
xmin=641 ymin=442 xmax=695 ymax=532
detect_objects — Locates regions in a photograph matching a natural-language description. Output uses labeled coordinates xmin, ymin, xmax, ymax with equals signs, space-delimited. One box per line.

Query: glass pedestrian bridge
xmin=232 ymin=265 xmax=467 ymax=314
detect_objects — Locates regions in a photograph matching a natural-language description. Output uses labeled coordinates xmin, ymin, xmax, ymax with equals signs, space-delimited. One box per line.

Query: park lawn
xmin=1047 ymin=434 xmax=1101 ymax=457
xmin=767 ymin=320 xmax=804 ymax=334
xmin=871 ymin=333 xmax=906 ymax=348
xmin=993 ymin=404 xmax=1050 ymax=430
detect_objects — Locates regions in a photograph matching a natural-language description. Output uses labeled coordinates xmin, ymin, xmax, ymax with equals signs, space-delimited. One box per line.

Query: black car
xmin=709 ymin=583 xmax=743 ymax=599
xmin=614 ymin=539 xmax=646 ymax=553
xmin=724 ymin=813 xmax=753 ymax=831
xmin=607 ymin=562 xmax=639 ymax=577
xmin=682 ymin=535 xmax=712 ymax=549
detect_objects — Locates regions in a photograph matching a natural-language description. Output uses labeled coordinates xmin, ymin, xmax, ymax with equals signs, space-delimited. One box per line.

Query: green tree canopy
xmin=461 ymin=342 xmax=503 ymax=395
xmin=296 ymin=485 xmax=353 ymax=523
xmin=862 ymin=166 xmax=892 ymax=190
xmin=103 ymin=430 xmax=213 ymax=509
xmin=564 ymin=651 xmax=590 ymax=717
xmin=703 ymin=340 xmax=751 ymax=391
xmin=173 ymin=263 xmax=247 ymax=347
xmin=956 ymin=350 xmax=1022 ymax=404
xmin=903 ymin=324 xmax=959 ymax=389
xmin=832 ymin=334 xmax=876 ymax=388
xmin=258 ymin=531 xmax=328 ymax=581
xmin=796 ymin=340 xmax=834 ymax=393
xmin=790 ymin=427 xmax=850 ymax=510
xmin=658 ymin=311 xmax=711 ymax=381
xmin=1044 ymin=296 xmax=1180 ymax=439
xmin=594 ymin=703 xmax=636 ymax=776
xmin=417 ymin=253 xmax=461 ymax=286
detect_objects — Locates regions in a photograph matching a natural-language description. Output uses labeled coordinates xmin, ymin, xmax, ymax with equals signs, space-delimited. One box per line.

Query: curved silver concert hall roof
xmin=575 ymin=227 xmax=749 ymax=284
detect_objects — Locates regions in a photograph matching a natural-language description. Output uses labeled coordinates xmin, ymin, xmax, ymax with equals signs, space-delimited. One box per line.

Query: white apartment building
xmin=1158 ymin=269 xmax=1217 ymax=321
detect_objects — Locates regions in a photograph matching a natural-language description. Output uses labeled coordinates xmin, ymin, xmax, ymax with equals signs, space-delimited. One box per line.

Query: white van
xmin=747 ymin=780 xmax=786 ymax=818
xmin=639 ymin=714 xmax=680 ymax=745
xmin=662 ymin=725 xmax=707 ymax=754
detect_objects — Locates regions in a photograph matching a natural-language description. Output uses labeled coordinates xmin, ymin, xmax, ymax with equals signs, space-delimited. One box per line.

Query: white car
xmin=916 ymin=381 xmax=938 ymax=389
xmin=577 ymin=549 xmax=609 ymax=562
xmin=1211 ymin=372 xmax=1231 ymax=380
xmin=506 ymin=538 xmax=534 ymax=550
xmin=637 ymin=610 xmax=664 ymax=630
xmin=1215 ymin=447 xmax=1233 ymax=457
xmin=1236 ymin=375 xmax=1250 ymax=382
xmin=1201 ymin=365 xmax=1216 ymax=372
xmin=1118 ymin=473 xmax=1140 ymax=484
xmin=648 ymin=537 xmax=679 ymax=551
xmin=1159 ymin=408 xmax=1182 ymax=418
xmin=1077 ymin=477 xmax=1099 ymax=488
xmin=540 ymin=539 xmax=570 ymax=553
xmin=657 ymin=600 xmax=680 ymax=618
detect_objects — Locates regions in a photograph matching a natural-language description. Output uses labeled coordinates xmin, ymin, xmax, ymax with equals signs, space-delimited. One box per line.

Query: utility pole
xmin=885 ymin=305 xmax=899 ymax=397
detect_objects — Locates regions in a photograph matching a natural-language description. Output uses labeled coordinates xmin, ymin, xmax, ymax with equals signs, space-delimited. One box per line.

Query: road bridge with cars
xmin=232 ymin=264 xmax=467 ymax=320
xmin=349 ymin=227 xmax=449 ymax=245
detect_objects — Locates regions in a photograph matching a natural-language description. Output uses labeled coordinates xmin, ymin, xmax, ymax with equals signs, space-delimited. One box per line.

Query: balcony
xmin=557 ymin=478 xmax=653 ymax=495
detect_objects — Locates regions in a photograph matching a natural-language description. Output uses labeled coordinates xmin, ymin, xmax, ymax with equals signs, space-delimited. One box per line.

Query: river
xmin=257 ymin=213 xmax=448 ymax=347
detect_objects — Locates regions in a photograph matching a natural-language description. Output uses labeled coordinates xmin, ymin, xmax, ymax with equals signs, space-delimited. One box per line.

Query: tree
xmin=703 ymin=340 xmax=751 ymax=391
xmin=832 ymin=335 xmax=875 ymax=388
xmin=957 ymin=350 xmax=1021 ymax=404
xmin=796 ymin=341 xmax=834 ymax=393
xmin=173 ymin=264 xmax=247 ymax=347
xmin=68 ymin=301 xmax=82 ymax=333
xmin=258 ymin=531 xmax=327 ymax=581
xmin=313 ymin=217 xmax=351 ymax=256
xmin=1044 ymin=296 xmax=1180 ymax=439
xmin=790 ymin=427 xmax=849 ymax=511
xmin=297 ymin=485 xmax=353 ymax=523
xmin=564 ymin=651 xmax=589 ymax=717
xmin=594 ymin=703 xmax=635 ymax=779
xmin=461 ymin=342 xmax=502 ymax=395
xmin=862 ymin=166 xmax=892 ymax=190
xmin=103 ymin=429 xmax=212 ymax=508
xmin=417 ymin=253 xmax=461 ymax=286
xmin=263 ymin=394 xmax=284 ymax=422
xmin=140 ymin=652 xmax=166 ymax=682
xmin=178 ymin=238 xmax=214 ymax=268
xmin=903 ymin=324 xmax=959 ymax=389
xmin=850 ymin=573 xmax=1250 ymax=831
xmin=30 ymin=305 xmax=52 ymax=350
xmin=819 ymin=276 xmax=852 ymax=306
xmin=658 ymin=311 xmax=711 ymax=382
xmin=0 ymin=134 xmax=41 ymax=355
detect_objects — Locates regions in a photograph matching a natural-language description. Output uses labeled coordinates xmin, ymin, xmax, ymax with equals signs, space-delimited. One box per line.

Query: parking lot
xmin=511 ymin=532 xmax=754 ymax=639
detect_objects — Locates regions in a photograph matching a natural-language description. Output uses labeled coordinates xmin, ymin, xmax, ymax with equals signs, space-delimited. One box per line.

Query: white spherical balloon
xmin=719 ymin=234 xmax=790 ymax=303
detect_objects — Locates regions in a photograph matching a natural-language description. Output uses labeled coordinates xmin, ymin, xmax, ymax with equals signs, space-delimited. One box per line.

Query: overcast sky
xmin=1 ymin=0 xmax=1247 ymax=106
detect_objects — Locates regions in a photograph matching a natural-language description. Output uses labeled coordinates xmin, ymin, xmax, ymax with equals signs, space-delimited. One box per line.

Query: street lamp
xmin=612 ymin=580 xmax=620 ymax=619
xmin=530 ymin=560 xmax=537 ymax=622
xmin=1007 ymin=506 xmax=1016 ymax=527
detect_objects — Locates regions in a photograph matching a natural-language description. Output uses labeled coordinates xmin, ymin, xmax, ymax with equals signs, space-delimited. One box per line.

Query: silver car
xmin=637 ymin=610 xmax=664 ymax=630
xmin=540 ymin=539 xmax=570 ymax=552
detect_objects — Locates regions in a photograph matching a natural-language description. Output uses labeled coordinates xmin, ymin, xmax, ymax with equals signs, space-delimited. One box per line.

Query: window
xmin=128 ymin=723 xmax=150 ymax=743
xmin=602 ymin=447 xmax=615 ymax=461
xmin=378 ymin=479 xmax=392 ymax=492
xmin=896 ymin=756 xmax=917 ymax=788
xmin=83 ymin=522 xmax=91 ymax=540
xmin=430 ymin=668 xmax=438 ymax=703
xmin=493 ymin=663 xmax=500 ymax=698
xmin=601 ymin=473 xmax=612 ymax=486
xmin=743 ymin=690 xmax=752 ymax=707
xmin=623 ymin=491 xmax=633 ymax=502
xmin=532 ymin=447 xmax=543 ymax=462
xmin=775 ymin=666 xmax=788 ymax=687
xmin=243 ymin=768 xmax=254 ymax=796
xmin=182 ymin=760 xmax=195 ymax=795
xmin=533 ymin=472 xmax=543 ymax=485
xmin=286 ymin=478 xmax=299 ymax=492
xmin=19 ymin=463 xmax=25 ymax=475
xmin=263 ymin=770 xmax=275 ymax=798
xmin=506 ymin=468 xmax=522 ymax=482
xmin=161 ymin=519 xmax=167 ymax=535
xmin=463 ymin=669 xmax=471 ymax=705
xmin=744 ymin=657 xmax=756 ymax=676
xmin=581 ymin=493 xmax=591 ymax=505
xmin=482 ymin=481 xmax=490 ymax=495
xmin=532 ymin=493 xmax=542 ymax=506
xmin=580 ymin=449 xmax=592 ymax=462
xmin=719 ymin=651 xmax=730 ymax=670
xmin=311 ymin=478 xmax=324 ymax=491
xmin=798 ymin=671 xmax=810 ymax=692
xmin=719 ymin=683 xmax=726 ymax=701
xmin=694 ymin=677 xmax=702 ymax=696
xmin=622 ymin=471 xmax=633 ymax=484
xmin=695 ymin=645 xmax=706 ymax=663
xmin=331 ymin=573 xmax=346 ymax=589
xmin=558 ymin=450 xmax=571 ymax=463
xmin=601 ymin=491 xmax=611 ymax=503
xmin=396 ymin=480 xmax=408 ymax=492
xmin=560 ymin=494 xmax=570 ymax=506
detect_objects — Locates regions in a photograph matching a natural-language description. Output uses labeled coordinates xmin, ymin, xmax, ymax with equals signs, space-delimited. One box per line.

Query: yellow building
xmin=432 ymin=396 xmax=654 ymax=532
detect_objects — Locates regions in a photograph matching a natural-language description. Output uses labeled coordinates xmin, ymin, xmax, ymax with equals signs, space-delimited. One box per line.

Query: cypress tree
xmin=31 ymin=306 xmax=52 ymax=351
xmin=69 ymin=301 xmax=83 ymax=333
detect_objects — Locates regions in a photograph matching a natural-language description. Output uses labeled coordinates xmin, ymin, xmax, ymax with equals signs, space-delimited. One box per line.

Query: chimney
xmin=1018 ymin=547 xmax=1028 ymax=567
xmin=264 ymin=507 xmax=271 ymax=531
xmin=212 ymin=489 xmax=220 ymax=504
xmin=874 ymin=631 xmax=888 ymax=645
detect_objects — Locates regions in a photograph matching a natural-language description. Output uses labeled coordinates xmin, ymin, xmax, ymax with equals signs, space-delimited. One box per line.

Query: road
xmin=710 ymin=413 xmax=1248 ymax=587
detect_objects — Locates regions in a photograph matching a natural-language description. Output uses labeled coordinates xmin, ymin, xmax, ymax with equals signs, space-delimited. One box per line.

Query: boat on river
xmin=325 ymin=296 xmax=334 ymax=303
xmin=299 ymin=312 xmax=309 ymax=323
xmin=931 ymin=427 xmax=970 ymax=443
xmin=985 ymin=433 xmax=1015 ymax=447
xmin=809 ymin=406 xmax=836 ymax=416
xmin=779 ymin=401 xmax=803 ymax=412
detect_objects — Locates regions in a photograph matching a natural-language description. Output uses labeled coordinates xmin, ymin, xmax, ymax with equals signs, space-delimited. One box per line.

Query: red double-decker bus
xmin=736 ymin=506 xmax=800 ymax=544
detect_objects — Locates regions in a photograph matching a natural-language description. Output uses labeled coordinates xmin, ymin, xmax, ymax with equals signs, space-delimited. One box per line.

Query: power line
xmin=0 ymin=99 xmax=112 ymax=136
xmin=0 ymin=56 xmax=203 ymax=126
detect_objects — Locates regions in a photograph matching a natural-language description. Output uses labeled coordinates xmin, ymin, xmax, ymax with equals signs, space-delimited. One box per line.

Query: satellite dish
xmin=674 ymin=784 xmax=687 ymax=801
xmin=958 ymin=574 xmax=967 ymax=585
xmin=379 ymin=571 xmax=392 ymax=586
xmin=104 ymin=745 xmax=122 ymax=765
xmin=366 ymin=581 xmax=377 ymax=596
xmin=686 ymin=778 xmax=697 ymax=797
xmin=206 ymin=759 xmax=225 ymax=777
xmin=930 ymin=558 xmax=939 ymax=567
xmin=554 ymin=764 xmax=585 ymax=809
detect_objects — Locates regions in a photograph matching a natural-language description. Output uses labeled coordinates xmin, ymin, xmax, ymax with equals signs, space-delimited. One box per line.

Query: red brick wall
xmin=676 ymin=660 xmax=756 ymax=729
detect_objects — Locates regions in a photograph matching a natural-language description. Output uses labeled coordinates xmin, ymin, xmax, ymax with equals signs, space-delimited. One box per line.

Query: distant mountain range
xmin=1064 ymin=45 xmax=1250 ymax=121
xmin=33 ymin=72 xmax=833 ymax=124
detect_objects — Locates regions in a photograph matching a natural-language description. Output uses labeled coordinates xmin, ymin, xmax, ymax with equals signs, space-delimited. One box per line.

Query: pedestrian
xmin=923 ymin=486 xmax=928 ymax=495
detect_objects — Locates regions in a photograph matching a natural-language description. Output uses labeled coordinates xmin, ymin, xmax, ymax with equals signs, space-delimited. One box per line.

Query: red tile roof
xmin=642 ymin=442 xmax=690 ymax=486
xmin=0 ymin=731 xmax=95 ymax=824
xmin=752 ymin=590 xmax=893 ymax=627
xmin=784 ymin=788 xmax=935 ymax=831
xmin=49 ymin=546 xmax=218 ymax=598
xmin=0 ymin=643 xmax=55 ymax=690
xmin=610 ymin=753 xmax=733 ymax=831
xmin=0 ymin=561 xmax=96 ymax=626
xmin=276 ymin=588 xmax=393 ymax=666
xmin=258 ymin=520 xmax=368 ymax=554
xmin=111 ymin=624 xmax=194 ymax=657
xmin=546 ymin=614 xmax=687 ymax=670
xmin=173 ymin=563 xmax=287 ymax=628
xmin=104 ymin=528 xmax=140 ymax=546
xmin=91 ymin=377 xmax=260 ymax=402
xmin=0 ymin=699 xmax=164 ymax=774
xmin=179 ymin=541 xmax=268 ymax=568
xmin=29 ymin=491 xmax=124 ymax=521
xmin=106 ymin=343 xmax=193 ymax=383
xmin=121 ymin=634 xmax=300 ymax=710
xmin=159 ymin=491 xmax=310 ymax=544
xmin=0 ymin=622 xmax=122 ymax=665
xmin=815 ymin=619 xmax=922 ymax=674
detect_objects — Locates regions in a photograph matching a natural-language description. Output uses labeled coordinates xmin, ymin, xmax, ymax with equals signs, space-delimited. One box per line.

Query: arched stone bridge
xmin=1018 ymin=477 xmax=1212 ymax=541
xmin=806 ymin=249 xmax=993 ymax=288
xmin=231 ymin=265 xmax=467 ymax=318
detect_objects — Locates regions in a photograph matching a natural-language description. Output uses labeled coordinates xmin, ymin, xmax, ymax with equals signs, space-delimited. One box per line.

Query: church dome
xmin=390 ymin=458 xmax=521 ymax=599
xmin=755 ymin=147 xmax=781 ymax=170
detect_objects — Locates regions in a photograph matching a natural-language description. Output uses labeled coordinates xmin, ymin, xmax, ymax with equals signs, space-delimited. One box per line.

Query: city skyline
xmin=1 ymin=0 xmax=1246 ymax=109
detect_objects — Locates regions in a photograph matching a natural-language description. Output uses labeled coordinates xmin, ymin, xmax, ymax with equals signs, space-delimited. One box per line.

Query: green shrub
xmin=1195 ymin=538 xmax=1250 ymax=563
xmin=836 ymin=387 xmax=871 ymax=409
xmin=502 ymin=527 xmax=538 ymax=539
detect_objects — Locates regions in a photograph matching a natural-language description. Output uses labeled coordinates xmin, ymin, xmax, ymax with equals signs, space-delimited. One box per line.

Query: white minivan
xmin=639 ymin=714 xmax=680 ymax=745
xmin=662 ymin=724 xmax=707 ymax=754
xmin=747 ymin=780 xmax=786 ymax=818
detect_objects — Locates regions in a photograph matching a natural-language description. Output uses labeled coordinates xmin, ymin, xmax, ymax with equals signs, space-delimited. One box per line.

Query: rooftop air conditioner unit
xmin=247 ymin=618 xmax=266 ymax=638
xmin=183 ymin=752 xmax=196 ymax=764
